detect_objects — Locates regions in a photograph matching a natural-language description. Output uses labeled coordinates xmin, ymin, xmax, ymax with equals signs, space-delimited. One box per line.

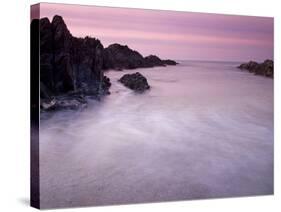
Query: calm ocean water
xmin=39 ymin=60 xmax=273 ymax=208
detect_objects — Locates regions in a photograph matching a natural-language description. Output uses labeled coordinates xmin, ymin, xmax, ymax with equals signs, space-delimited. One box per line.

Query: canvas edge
xmin=30 ymin=3 xmax=41 ymax=209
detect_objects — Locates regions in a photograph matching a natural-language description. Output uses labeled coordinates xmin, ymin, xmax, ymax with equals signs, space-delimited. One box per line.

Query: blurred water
xmin=39 ymin=60 xmax=273 ymax=208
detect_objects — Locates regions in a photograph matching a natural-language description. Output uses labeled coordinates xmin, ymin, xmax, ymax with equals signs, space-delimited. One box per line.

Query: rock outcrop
xmin=162 ymin=59 xmax=178 ymax=65
xmin=33 ymin=15 xmax=111 ymax=111
xmin=237 ymin=60 xmax=274 ymax=78
xmin=103 ymin=43 xmax=177 ymax=71
xmin=32 ymin=15 xmax=178 ymax=111
xmin=144 ymin=55 xmax=165 ymax=67
xmin=119 ymin=72 xmax=150 ymax=92
xmin=102 ymin=44 xmax=145 ymax=70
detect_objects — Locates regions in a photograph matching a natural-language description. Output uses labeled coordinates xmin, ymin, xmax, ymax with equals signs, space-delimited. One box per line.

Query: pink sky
xmin=38 ymin=3 xmax=273 ymax=62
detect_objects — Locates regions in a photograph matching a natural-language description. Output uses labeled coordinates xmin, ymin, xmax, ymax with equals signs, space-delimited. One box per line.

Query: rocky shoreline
xmin=34 ymin=15 xmax=274 ymax=113
xmin=33 ymin=15 xmax=178 ymax=111
xmin=237 ymin=60 xmax=274 ymax=78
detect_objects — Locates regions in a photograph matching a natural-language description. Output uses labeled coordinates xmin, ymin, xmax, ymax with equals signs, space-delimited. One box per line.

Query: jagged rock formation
xmin=40 ymin=15 xmax=109 ymax=95
xmin=119 ymin=72 xmax=150 ymax=92
xmin=237 ymin=60 xmax=274 ymax=78
xmin=103 ymin=43 xmax=177 ymax=71
xmin=32 ymin=15 xmax=178 ymax=111
xmin=33 ymin=15 xmax=111 ymax=111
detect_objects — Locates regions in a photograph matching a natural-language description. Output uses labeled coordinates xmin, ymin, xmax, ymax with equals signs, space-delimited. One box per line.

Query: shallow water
xmin=39 ymin=61 xmax=273 ymax=208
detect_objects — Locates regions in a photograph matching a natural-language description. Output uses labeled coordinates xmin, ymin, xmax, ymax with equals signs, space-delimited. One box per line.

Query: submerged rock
xmin=119 ymin=72 xmax=150 ymax=92
xmin=40 ymin=99 xmax=57 ymax=111
xmin=40 ymin=94 xmax=87 ymax=111
xmin=237 ymin=60 xmax=274 ymax=78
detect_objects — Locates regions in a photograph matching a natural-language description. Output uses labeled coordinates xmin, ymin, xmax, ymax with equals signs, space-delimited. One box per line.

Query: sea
xmin=39 ymin=60 xmax=273 ymax=208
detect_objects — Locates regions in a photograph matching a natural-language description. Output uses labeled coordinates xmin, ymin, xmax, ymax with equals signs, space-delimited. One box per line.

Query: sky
xmin=37 ymin=3 xmax=273 ymax=62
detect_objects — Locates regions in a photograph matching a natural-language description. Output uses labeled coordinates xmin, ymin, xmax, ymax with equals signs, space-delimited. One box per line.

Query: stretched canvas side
xmin=30 ymin=3 xmax=40 ymax=209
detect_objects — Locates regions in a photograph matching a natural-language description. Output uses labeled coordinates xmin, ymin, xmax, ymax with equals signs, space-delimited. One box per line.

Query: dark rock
xmin=40 ymin=15 xmax=107 ymax=95
xmin=40 ymin=82 xmax=52 ymax=100
xmin=35 ymin=15 xmax=111 ymax=112
xmin=103 ymin=43 xmax=178 ymax=70
xmin=119 ymin=72 xmax=150 ymax=92
xmin=34 ymin=14 xmax=177 ymax=112
xmin=71 ymin=36 xmax=105 ymax=95
xmin=39 ymin=18 xmax=53 ymax=53
xmin=103 ymin=44 xmax=145 ymax=70
xmin=39 ymin=18 xmax=55 ymax=92
xmin=237 ymin=60 xmax=274 ymax=78
xmin=144 ymin=55 xmax=165 ymax=67
xmin=162 ymin=59 xmax=178 ymax=65
xmin=53 ymin=53 xmax=75 ymax=93
xmin=52 ymin=15 xmax=72 ymax=52
xmin=255 ymin=59 xmax=274 ymax=77
xmin=101 ymin=76 xmax=111 ymax=95
xmin=39 ymin=16 xmax=71 ymax=94
xmin=237 ymin=61 xmax=259 ymax=73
